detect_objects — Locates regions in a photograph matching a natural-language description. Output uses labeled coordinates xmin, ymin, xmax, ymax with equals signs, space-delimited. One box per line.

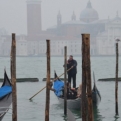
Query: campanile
xmin=27 ymin=0 xmax=42 ymax=36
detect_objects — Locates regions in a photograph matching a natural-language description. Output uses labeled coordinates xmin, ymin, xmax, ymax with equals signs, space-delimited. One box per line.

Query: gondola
xmin=92 ymin=71 xmax=101 ymax=106
xmin=53 ymin=71 xmax=101 ymax=109
xmin=92 ymin=80 xmax=101 ymax=106
xmin=0 ymin=70 xmax=12 ymax=121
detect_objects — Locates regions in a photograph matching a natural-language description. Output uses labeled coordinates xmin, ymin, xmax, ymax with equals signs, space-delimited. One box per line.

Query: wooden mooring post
xmin=115 ymin=41 xmax=119 ymax=116
xmin=11 ymin=33 xmax=17 ymax=121
xmin=45 ymin=40 xmax=51 ymax=121
xmin=64 ymin=46 xmax=67 ymax=115
xmin=81 ymin=34 xmax=94 ymax=121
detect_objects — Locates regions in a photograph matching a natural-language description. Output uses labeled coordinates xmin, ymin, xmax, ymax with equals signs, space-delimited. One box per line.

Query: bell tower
xmin=27 ymin=0 xmax=42 ymax=36
xmin=57 ymin=11 xmax=62 ymax=26
xmin=71 ymin=11 xmax=76 ymax=21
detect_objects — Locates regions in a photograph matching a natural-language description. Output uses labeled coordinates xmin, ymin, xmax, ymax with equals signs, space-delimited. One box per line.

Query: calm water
xmin=0 ymin=56 xmax=121 ymax=121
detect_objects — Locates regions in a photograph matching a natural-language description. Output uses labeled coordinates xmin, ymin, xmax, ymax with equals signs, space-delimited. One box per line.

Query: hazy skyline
xmin=0 ymin=0 xmax=121 ymax=35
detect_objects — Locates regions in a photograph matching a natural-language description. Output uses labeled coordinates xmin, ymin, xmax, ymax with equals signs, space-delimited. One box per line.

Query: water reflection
xmin=51 ymin=104 xmax=103 ymax=121
xmin=114 ymin=115 xmax=120 ymax=121
xmin=93 ymin=107 xmax=104 ymax=121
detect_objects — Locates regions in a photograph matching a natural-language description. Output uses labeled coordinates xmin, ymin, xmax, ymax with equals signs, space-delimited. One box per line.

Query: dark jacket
xmin=67 ymin=59 xmax=77 ymax=75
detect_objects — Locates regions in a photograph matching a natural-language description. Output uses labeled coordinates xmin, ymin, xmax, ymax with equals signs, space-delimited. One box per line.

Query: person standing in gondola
xmin=66 ymin=55 xmax=77 ymax=88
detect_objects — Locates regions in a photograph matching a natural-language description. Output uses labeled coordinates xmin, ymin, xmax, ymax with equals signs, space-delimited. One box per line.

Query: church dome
xmin=80 ymin=1 xmax=99 ymax=22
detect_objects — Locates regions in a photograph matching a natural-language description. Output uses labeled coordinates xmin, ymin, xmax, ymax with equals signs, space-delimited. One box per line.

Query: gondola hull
xmin=53 ymin=72 xmax=101 ymax=109
xmin=0 ymin=93 xmax=12 ymax=120
xmin=54 ymin=81 xmax=101 ymax=109
xmin=92 ymin=87 xmax=101 ymax=107
xmin=56 ymin=90 xmax=101 ymax=109
xmin=0 ymin=71 xmax=12 ymax=120
xmin=58 ymin=97 xmax=81 ymax=109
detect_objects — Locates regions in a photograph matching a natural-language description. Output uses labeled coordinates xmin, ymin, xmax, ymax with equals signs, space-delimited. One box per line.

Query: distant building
xmin=17 ymin=35 xmax=27 ymax=56
xmin=0 ymin=35 xmax=27 ymax=56
xmin=27 ymin=0 xmax=42 ymax=36
xmin=44 ymin=0 xmax=105 ymax=55
xmin=0 ymin=0 xmax=121 ymax=56
xmin=97 ymin=13 xmax=121 ymax=55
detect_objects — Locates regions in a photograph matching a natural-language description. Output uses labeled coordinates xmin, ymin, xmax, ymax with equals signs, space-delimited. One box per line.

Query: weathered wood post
xmin=115 ymin=41 xmax=119 ymax=116
xmin=45 ymin=40 xmax=51 ymax=121
xmin=85 ymin=34 xmax=93 ymax=121
xmin=82 ymin=34 xmax=88 ymax=121
xmin=64 ymin=46 xmax=67 ymax=115
xmin=82 ymin=34 xmax=94 ymax=121
xmin=11 ymin=33 xmax=17 ymax=121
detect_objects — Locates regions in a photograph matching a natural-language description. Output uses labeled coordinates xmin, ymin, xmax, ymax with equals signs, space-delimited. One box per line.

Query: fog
xmin=0 ymin=0 xmax=121 ymax=35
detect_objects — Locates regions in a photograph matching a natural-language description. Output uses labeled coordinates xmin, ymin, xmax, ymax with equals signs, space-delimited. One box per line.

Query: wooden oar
xmin=29 ymin=66 xmax=73 ymax=100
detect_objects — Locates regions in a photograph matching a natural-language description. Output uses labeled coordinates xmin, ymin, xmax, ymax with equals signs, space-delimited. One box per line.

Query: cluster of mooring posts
xmin=38 ymin=34 xmax=94 ymax=121
xmin=9 ymin=33 xmax=120 ymax=121
xmin=28 ymin=34 xmax=94 ymax=121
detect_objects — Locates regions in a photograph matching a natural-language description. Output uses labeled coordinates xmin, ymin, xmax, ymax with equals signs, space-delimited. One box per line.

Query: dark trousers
xmin=68 ymin=73 xmax=76 ymax=88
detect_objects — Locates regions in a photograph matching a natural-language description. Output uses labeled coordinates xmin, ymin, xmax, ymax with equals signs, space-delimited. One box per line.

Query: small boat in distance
xmin=0 ymin=70 xmax=12 ymax=121
xmin=53 ymin=71 xmax=101 ymax=109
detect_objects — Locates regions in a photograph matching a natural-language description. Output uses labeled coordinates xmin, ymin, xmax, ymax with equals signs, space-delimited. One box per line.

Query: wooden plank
xmin=42 ymin=78 xmax=67 ymax=81
xmin=98 ymin=78 xmax=121 ymax=81
xmin=0 ymin=78 xmax=39 ymax=82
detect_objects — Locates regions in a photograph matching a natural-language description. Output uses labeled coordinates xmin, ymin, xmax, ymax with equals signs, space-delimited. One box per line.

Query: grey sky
xmin=0 ymin=0 xmax=121 ymax=35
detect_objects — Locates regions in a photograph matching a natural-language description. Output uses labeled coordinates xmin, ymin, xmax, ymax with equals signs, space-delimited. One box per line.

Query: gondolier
xmin=66 ymin=55 xmax=77 ymax=88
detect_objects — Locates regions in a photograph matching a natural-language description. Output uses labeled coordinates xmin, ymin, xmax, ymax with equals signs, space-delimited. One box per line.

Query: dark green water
xmin=0 ymin=56 xmax=121 ymax=121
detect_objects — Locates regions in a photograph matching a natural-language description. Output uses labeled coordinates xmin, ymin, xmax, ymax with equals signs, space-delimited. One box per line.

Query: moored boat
xmin=0 ymin=70 xmax=12 ymax=121
xmin=53 ymin=72 xmax=101 ymax=109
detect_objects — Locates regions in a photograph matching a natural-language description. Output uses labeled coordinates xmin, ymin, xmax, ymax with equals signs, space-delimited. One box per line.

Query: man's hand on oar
xmin=29 ymin=66 xmax=73 ymax=100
